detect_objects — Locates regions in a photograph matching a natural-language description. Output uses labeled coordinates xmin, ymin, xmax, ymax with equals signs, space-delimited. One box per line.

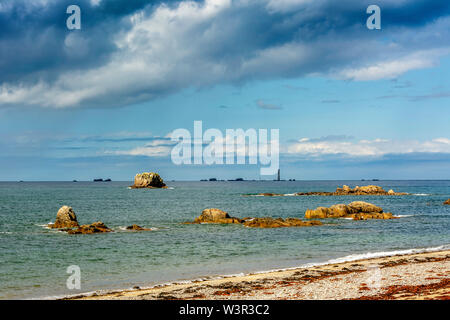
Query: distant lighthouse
xmin=277 ymin=169 xmax=280 ymax=181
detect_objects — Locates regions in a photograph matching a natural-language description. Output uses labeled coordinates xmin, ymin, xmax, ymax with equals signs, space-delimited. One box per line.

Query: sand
xmin=67 ymin=250 xmax=450 ymax=300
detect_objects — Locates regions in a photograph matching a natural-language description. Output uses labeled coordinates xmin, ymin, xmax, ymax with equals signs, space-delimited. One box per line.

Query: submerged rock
xmin=444 ymin=199 xmax=450 ymax=205
xmin=126 ymin=224 xmax=153 ymax=231
xmin=131 ymin=172 xmax=166 ymax=189
xmin=305 ymin=201 xmax=396 ymax=220
xmin=49 ymin=206 xmax=79 ymax=229
xmin=67 ymin=221 xmax=112 ymax=234
xmin=243 ymin=217 xmax=322 ymax=228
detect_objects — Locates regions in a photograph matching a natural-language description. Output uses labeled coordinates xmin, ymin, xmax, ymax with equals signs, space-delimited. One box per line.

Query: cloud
xmin=256 ymin=99 xmax=283 ymax=110
xmin=0 ymin=0 xmax=450 ymax=108
xmin=286 ymin=136 xmax=450 ymax=157
xmin=337 ymin=50 xmax=443 ymax=81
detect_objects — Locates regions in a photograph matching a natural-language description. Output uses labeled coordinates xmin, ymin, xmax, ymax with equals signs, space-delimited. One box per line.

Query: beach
xmin=68 ymin=249 xmax=450 ymax=300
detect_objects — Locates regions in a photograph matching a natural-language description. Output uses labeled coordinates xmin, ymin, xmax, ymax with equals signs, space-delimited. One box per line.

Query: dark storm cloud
xmin=0 ymin=0 xmax=449 ymax=108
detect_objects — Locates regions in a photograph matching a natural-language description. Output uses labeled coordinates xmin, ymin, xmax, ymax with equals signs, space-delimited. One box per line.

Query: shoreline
xmin=65 ymin=246 xmax=450 ymax=300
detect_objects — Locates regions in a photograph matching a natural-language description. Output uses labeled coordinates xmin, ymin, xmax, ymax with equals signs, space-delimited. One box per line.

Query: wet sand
xmin=67 ymin=250 xmax=450 ymax=300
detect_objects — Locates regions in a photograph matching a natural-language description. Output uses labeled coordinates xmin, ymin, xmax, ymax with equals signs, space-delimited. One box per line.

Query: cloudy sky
xmin=0 ymin=0 xmax=449 ymax=180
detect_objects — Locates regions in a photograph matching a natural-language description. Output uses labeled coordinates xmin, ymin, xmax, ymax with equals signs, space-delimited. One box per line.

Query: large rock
xmin=131 ymin=172 xmax=166 ymax=189
xmin=49 ymin=206 xmax=79 ymax=229
xmin=347 ymin=201 xmax=383 ymax=213
xmin=444 ymin=199 xmax=450 ymax=205
xmin=186 ymin=209 xmax=323 ymax=228
xmin=192 ymin=208 xmax=242 ymax=224
xmin=67 ymin=221 xmax=112 ymax=234
xmin=305 ymin=201 xmax=396 ymax=220
xmin=243 ymin=217 xmax=322 ymax=228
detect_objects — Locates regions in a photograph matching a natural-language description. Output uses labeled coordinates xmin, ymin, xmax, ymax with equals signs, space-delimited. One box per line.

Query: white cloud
xmin=287 ymin=137 xmax=450 ymax=156
xmin=338 ymin=50 xmax=444 ymax=81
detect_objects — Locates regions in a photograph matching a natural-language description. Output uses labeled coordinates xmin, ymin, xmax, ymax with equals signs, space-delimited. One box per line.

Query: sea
xmin=0 ymin=180 xmax=449 ymax=299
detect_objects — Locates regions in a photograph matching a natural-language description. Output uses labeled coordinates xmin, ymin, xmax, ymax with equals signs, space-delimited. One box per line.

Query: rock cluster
xmin=49 ymin=206 xmax=79 ymax=229
xmin=444 ymin=199 xmax=450 ymax=205
xmin=251 ymin=185 xmax=407 ymax=197
xmin=186 ymin=208 xmax=322 ymax=228
xmin=48 ymin=206 xmax=111 ymax=234
xmin=305 ymin=201 xmax=396 ymax=220
xmin=67 ymin=221 xmax=112 ymax=234
xmin=131 ymin=172 xmax=167 ymax=189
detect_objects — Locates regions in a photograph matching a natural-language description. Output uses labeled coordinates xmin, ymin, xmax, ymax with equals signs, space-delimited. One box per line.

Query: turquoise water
xmin=0 ymin=180 xmax=449 ymax=299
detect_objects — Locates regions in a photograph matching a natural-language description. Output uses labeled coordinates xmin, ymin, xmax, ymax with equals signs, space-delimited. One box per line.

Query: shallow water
xmin=0 ymin=180 xmax=449 ymax=299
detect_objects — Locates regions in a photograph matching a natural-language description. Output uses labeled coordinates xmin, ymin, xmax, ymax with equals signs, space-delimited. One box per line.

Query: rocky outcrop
xmin=444 ymin=199 xmax=450 ymax=205
xmin=49 ymin=206 xmax=79 ymax=229
xmin=305 ymin=201 xmax=396 ymax=220
xmin=67 ymin=221 xmax=112 ymax=234
xmin=251 ymin=185 xmax=407 ymax=197
xmin=131 ymin=172 xmax=167 ymax=189
xmin=126 ymin=224 xmax=153 ymax=231
xmin=186 ymin=209 xmax=322 ymax=228
xmin=190 ymin=208 xmax=243 ymax=224
xmin=242 ymin=217 xmax=322 ymax=228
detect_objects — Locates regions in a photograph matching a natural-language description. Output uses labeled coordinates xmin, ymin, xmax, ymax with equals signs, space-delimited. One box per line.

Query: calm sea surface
xmin=1 ymin=180 xmax=449 ymax=299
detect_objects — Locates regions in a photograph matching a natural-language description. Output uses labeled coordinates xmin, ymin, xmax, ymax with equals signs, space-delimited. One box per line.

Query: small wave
xmin=323 ymin=244 xmax=450 ymax=265
xmin=0 ymin=231 xmax=13 ymax=234
xmin=35 ymin=222 xmax=53 ymax=229
xmin=394 ymin=215 xmax=413 ymax=218
xmin=116 ymin=226 xmax=159 ymax=231
xmin=413 ymin=193 xmax=430 ymax=196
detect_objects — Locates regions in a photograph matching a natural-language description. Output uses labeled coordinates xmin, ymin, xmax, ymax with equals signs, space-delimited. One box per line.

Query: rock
xmin=126 ymin=224 xmax=153 ymax=231
xmin=192 ymin=208 xmax=242 ymax=224
xmin=347 ymin=201 xmax=383 ymax=213
xmin=131 ymin=172 xmax=166 ymax=189
xmin=49 ymin=206 xmax=79 ymax=229
xmin=258 ymin=185 xmax=407 ymax=197
xmin=186 ymin=209 xmax=323 ymax=228
xmin=243 ymin=217 xmax=322 ymax=228
xmin=444 ymin=199 xmax=450 ymax=205
xmin=305 ymin=201 xmax=396 ymax=220
xmin=305 ymin=207 xmax=330 ymax=219
xmin=67 ymin=221 xmax=112 ymax=234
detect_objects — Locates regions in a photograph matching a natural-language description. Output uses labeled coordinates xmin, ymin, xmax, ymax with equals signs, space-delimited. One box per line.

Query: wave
xmin=35 ymin=222 xmax=53 ymax=230
xmin=47 ymin=243 xmax=450 ymax=300
xmin=413 ymin=193 xmax=431 ymax=196
xmin=394 ymin=214 xmax=413 ymax=218
xmin=116 ymin=226 xmax=159 ymax=231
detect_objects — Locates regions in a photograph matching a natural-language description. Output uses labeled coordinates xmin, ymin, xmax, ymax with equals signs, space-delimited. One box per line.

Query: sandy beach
xmin=67 ymin=249 xmax=450 ymax=300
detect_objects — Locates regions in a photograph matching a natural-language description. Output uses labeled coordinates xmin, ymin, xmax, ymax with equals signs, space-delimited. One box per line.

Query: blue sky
xmin=0 ymin=0 xmax=449 ymax=181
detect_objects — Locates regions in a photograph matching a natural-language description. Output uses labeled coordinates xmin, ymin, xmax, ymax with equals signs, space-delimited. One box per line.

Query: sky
xmin=0 ymin=0 xmax=449 ymax=181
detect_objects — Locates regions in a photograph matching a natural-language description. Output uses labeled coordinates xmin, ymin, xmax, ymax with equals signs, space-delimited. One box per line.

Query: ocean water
xmin=0 ymin=180 xmax=449 ymax=299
